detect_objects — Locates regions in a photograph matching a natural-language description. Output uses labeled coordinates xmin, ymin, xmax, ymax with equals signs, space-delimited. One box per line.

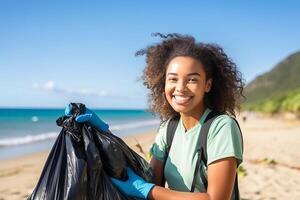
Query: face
xmin=165 ymin=56 xmax=212 ymax=117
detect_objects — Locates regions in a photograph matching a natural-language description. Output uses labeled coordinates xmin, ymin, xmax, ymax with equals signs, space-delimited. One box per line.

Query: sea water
xmin=0 ymin=108 xmax=160 ymax=160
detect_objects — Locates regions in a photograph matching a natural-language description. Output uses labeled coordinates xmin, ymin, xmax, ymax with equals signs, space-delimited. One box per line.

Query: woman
xmin=67 ymin=33 xmax=244 ymax=200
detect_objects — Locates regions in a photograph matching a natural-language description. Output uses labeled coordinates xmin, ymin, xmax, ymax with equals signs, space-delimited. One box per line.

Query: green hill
xmin=244 ymin=51 xmax=300 ymax=113
xmin=244 ymin=88 xmax=300 ymax=113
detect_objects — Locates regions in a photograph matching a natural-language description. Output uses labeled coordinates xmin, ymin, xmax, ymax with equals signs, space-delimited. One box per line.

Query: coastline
xmin=1 ymin=115 xmax=300 ymax=199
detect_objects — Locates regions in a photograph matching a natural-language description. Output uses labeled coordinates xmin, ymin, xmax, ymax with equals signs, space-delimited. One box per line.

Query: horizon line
xmin=0 ymin=106 xmax=149 ymax=110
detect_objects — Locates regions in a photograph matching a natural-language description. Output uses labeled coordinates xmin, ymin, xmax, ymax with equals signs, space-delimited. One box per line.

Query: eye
xmin=167 ymin=77 xmax=177 ymax=82
xmin=188 ymin=77 xmax=197 ymax=83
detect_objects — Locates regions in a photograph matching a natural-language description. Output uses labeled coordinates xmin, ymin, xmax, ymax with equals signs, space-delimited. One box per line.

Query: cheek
xmin=164 ymin=83 xmax=173 ymax=94
xmin=164 ymin=84 xmax=174 ymax=101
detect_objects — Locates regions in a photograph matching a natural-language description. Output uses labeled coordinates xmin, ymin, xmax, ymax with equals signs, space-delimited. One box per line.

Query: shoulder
xmin=157 ymin=116 xmax=181 ymax=134
xmin=206 ymin=113 xmax=243 ymax=165
xmin=211 ymin=114 xmax=239 ymax=128
xmin=208 ymin=114 xmax=241 ymax=140
xmin=157 ymin=119 xmax=170 ymax=133
xmin=154 ymin=118 xmax=173 ymax=143
xmin=150 ymin=118 xmax=173 ymax=161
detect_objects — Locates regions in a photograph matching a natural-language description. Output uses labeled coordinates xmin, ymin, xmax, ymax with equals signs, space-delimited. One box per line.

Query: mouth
xmin=172 ymin=95 xmax=192 ymax=105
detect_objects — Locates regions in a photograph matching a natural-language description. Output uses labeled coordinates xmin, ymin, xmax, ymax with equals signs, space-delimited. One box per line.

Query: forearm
xmin=148 ymin=186 xmax=210 ymax=200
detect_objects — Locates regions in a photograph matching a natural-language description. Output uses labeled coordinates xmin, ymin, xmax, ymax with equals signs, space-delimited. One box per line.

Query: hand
xmin=111 ymin=167 xmax=155 ymax=199
xmin=65 ymin=103 xmax=109 ymax=132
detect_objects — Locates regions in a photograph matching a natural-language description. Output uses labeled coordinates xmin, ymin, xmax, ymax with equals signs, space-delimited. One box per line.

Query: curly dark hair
xmin=136 ymin=33 xmax=245 ymax=120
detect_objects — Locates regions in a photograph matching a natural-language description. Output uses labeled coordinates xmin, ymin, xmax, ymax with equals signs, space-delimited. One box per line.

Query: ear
xmin=205 ymin=78 xmax=212 ymax=93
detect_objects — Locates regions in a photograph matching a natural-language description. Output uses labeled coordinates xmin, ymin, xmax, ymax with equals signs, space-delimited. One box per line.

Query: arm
xmin=150 ymin=158 xmax=164 ymax=186
xmin=148 ymin=157 xmax=237 ymax=200
xmin=207 ymin=157 xmax=237 ymax=200
xmin=148 ymin=187 xmax=210 ymax=200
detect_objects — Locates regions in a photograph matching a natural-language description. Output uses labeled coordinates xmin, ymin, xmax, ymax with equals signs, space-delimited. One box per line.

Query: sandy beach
xmin=1 ymin=114 xmax=300 ymax=200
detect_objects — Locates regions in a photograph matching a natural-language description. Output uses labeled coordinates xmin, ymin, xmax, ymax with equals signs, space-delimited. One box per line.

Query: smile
xmin=173 ymin=95 xmax=192 ymax=105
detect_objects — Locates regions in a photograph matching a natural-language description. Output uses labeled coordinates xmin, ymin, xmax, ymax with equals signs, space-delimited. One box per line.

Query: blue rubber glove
xmin=65 ymin=103 xmax=109 ymax=132
xmin=111 ymin=167 xmax=155 ymax=199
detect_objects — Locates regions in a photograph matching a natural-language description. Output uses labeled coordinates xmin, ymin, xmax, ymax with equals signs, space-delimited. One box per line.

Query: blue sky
xmin=0 ymin=0 xmax=299 ymax=109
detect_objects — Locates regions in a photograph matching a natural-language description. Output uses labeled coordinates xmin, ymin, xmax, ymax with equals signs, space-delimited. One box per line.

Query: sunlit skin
xmin=149 ymin=56 xmax=237 ymax=200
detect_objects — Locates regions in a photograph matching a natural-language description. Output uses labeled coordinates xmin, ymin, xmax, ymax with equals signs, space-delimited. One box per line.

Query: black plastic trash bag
xmin=28 ymin=103 xmax=154 ymax=200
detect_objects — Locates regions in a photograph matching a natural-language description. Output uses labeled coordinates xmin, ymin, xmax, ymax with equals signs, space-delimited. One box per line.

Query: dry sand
xmin=238 ymin=114 xmax=300 ymax=200
xmin=1 ymin=114 xmax=300 ymax=200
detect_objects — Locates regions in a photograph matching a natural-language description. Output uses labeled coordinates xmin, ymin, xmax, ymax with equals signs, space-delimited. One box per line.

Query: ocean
xmin=0 ymin=108 xmax=160 ymax=160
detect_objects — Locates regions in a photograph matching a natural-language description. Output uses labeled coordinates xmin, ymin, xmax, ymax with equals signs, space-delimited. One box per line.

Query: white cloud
xmin=32 ymin=81 xmax=108 ymax=97
xmin=44 ymin=81 xmax=55 ymax=90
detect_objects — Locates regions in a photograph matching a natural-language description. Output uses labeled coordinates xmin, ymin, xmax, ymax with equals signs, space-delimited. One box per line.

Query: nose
xmin=176 ymin=80 xmax=187 ymax=92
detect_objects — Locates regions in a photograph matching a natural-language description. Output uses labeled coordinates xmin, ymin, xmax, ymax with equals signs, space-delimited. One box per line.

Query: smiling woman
xmin=164 ymin=56 xmax=212 ymax=121
xmin=107 ymin=33 xmax=245 ymax=200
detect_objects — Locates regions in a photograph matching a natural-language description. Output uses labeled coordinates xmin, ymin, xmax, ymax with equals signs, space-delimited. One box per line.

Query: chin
xmin=171 ymin=104 xmax=191 ymax=114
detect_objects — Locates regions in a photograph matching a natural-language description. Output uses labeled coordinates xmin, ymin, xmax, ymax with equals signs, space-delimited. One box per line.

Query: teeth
xmin=173 ymin=95 xmax=191 ymax=104
xmin=174 ymin=96 xmax=190 ymax=101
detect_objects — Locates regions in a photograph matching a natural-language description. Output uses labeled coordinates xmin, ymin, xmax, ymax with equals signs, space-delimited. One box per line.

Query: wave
xmin=0 ymin=132 xmax=58 ymax=147
xmin=0 ymin=119 xmax=160 ymax=147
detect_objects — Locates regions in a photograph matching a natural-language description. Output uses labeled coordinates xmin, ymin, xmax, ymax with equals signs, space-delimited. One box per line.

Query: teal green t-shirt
xmin=150 ymin=109 xmax=243 ymax=198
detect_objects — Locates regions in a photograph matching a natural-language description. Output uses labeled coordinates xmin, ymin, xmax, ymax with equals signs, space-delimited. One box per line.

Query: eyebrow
xmin=167 ymin=72 xmax=201 ymax=76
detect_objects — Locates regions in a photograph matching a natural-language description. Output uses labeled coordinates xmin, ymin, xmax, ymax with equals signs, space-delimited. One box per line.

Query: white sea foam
xmin=0 ymin=132 xmax=58 ymax=147
xmin=0 ymin=119 xmax=160 ymax=147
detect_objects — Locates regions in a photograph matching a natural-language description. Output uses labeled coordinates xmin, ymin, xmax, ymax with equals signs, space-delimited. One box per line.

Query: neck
xmin=180 ymin=106 xmax=206 ymax=132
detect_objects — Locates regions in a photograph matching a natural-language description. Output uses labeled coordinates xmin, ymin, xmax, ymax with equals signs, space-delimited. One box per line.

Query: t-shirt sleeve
xmin=207 ymin=115 xmax=243 ymax=166
xmin=149 ymin=121 xmax=169 ymax=161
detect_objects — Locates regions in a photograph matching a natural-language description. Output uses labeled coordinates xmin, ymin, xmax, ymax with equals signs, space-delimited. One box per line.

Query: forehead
xmin=166 ymin=56 xmax=205 ymax=74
